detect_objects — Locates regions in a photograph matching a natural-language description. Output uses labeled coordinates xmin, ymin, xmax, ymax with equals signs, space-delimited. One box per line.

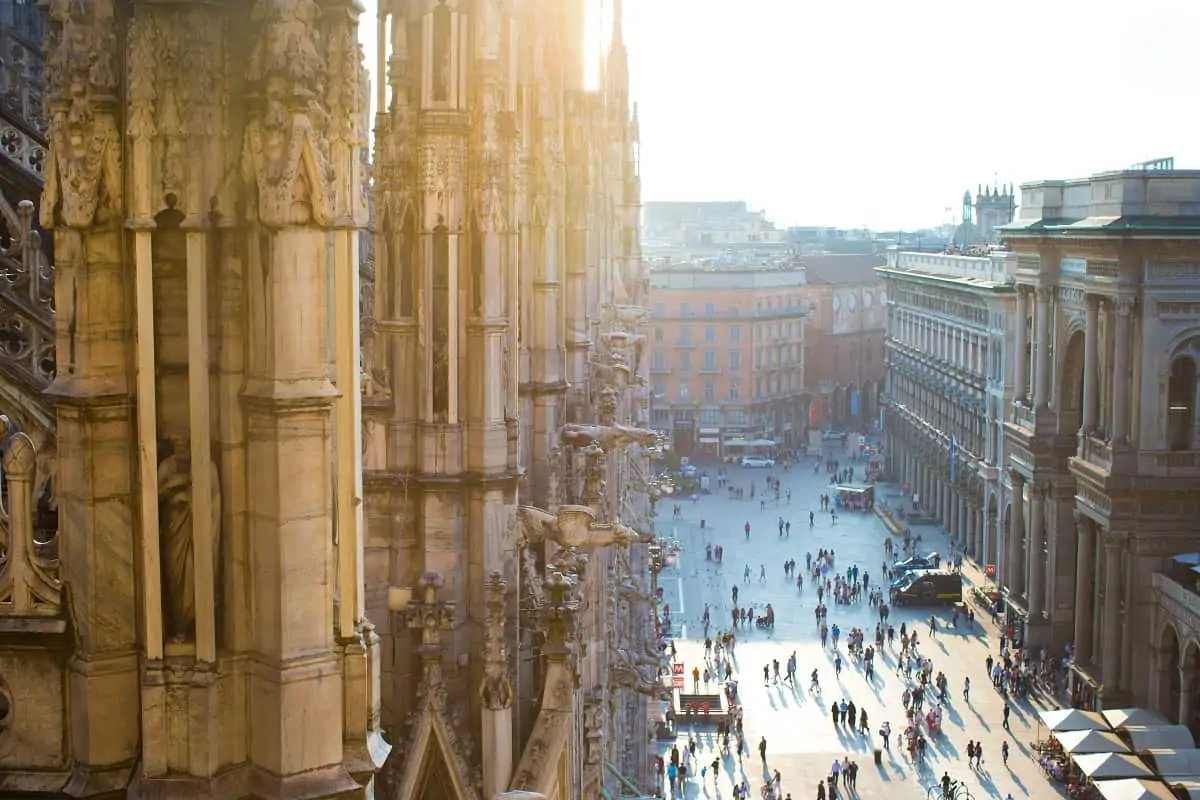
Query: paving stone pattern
xmin=655 ymin=450 xmax=1067 ymax=800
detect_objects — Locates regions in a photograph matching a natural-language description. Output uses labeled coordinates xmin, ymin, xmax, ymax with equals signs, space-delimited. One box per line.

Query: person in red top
xmin=744 ymin=522 xmax=751 ymax=539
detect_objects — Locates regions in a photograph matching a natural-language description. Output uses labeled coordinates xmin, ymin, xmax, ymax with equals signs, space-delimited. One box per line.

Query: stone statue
xmin=480 ymin=571 xmax=513 ymax=711
xmin=516 ymin=505 xmax=638 ymax=550
xmin=158 ymin=439 xmax=222 ymax=643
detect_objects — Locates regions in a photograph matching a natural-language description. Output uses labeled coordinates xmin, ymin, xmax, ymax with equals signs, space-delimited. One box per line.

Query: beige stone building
xmin=879 ymin=246 xmax=1018 ymax=577
xmin=997 ymin=167 xmax=1200 ymax=715
xmin=0 ymin=1 xmax=655 ymax=799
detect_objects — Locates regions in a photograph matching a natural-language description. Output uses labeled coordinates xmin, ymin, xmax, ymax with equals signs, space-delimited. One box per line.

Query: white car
xmin=740 ymin=456 xmax=775 ymax=468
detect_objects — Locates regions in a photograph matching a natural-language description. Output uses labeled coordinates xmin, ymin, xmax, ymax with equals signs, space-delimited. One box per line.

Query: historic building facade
xmin=648 ymin=259 xmax=807 ymax=457
xmin=998 ymin=168 xmax=1200 ymax=715
xmin=800 ymin=255 xmax=887 ymax=431
xmin=879 ymin=246 xmax=1017 ymax=573
xmin=0 ymin=0 xmax=387 ymax=797
xmin=365 ymin=1 xmax=656 ymax=800
xmin=0 ymin=2 xmax=656 ymax=800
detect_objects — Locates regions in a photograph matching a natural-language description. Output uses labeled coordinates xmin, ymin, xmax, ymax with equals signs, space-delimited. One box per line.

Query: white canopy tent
xmin=1122 ymin=726 xmax=1196 ymax=751
xmin=1057 ymin=729 xmax=1132 ymax=755
xmin=1096 ymin=779 xmax=1178 ymax=800
xmin=1074 ymin=753 xmax=1157 ymax=780
xmin=1104 ymin=709 xmax=1171 ymax=730
xmin=1040 ymin=708 xmax=1111 ymax=732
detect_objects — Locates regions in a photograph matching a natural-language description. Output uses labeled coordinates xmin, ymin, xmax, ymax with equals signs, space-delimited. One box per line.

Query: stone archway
xmin=1183 ymin=640 xmax=1200 ymax=741
xmin=1058 ymin=330 xmax=1085 ymax=434
xmin=985 ymin=492 xmax=998 ymax=573
xmin=1159 ymin=624 xmax=1182 ymax=721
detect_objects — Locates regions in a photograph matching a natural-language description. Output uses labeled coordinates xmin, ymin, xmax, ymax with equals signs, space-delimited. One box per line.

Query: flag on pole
xmin=949 ymin=433 xmax=957 ymax=483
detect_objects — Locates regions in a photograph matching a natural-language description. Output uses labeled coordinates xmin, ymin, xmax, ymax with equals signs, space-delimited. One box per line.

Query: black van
xmin=890 ymin=570 xmax=962 ymax=606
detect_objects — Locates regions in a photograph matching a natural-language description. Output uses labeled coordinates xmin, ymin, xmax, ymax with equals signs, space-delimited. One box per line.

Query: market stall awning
xmin=1096 ymin=778 xmax=1179 ymax=800
xmin=1104 ymin=708 xmax=1170 ymax=730
xmin=1141 ymin=750 xmax=1200 ymax=777
xmin=1075 ymin=753 xmax=1157 ymax=780
xmin=1057 ymin=729 xmax=1131 ymax=755
xmin=1122 ymin=725 xmax=1196 ymax=751
xmin=1040 ymin=708 xmax=1111 ymax=732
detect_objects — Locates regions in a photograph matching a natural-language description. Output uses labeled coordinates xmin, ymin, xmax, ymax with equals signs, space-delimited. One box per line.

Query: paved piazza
xmin=656 ymin=449 xmax=1065 ymax=800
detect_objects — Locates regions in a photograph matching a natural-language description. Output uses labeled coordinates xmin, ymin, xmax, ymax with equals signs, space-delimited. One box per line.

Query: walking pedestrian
xmin=1002 ymin=741 xmax=1009 ymax=766
xmin=1002 ymin=701 xmax=1011 ymax=730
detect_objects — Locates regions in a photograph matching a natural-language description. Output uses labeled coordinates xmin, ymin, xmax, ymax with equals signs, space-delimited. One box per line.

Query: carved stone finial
xmin=408 ymin=572 xmax=454 ymax=650
xmin=480 ymin=571 xmax=513 ymax=711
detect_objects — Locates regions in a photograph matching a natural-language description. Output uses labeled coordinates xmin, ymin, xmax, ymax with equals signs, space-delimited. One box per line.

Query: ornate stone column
xmin=1082 ymin=295 xmax=1100 ymax=432
xmin=1073 ymin=514 xmax=1096 ymax=664
xmin=1027 ymin=482 xmax=1046 ymax=619
xmin=1180 ymin=661 xmax=1197 ymax=729
xmin=41 ymin=0 xmax=142 ymax=784
xmin=1101 ymin=533 xmax=1124 ymax=689
xmin=1007 ymin=471 xmax=1026 ymax=598
xmin=1112 ymin=295 xmax=1134 ymax=444
xmin=1033 ymin=286 xmax=1052 ymax=409
xmin=481 ymin=572 xmax=514 ymax=798
xmin=1014 ymin=287 xmax=1029 ymax=402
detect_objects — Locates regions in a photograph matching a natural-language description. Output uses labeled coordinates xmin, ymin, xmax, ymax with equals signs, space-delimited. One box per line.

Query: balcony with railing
xmin=883 ymin=246 xmax=1015 ymax=285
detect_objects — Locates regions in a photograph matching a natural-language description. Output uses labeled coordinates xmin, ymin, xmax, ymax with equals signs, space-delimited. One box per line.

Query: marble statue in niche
xmin=431 ymin=0 xmax=451 ymax=103
xmin=431 ymin=216 xmax=450 ymax=421
xmin=158 ymin=438 xmax=222 ymax=644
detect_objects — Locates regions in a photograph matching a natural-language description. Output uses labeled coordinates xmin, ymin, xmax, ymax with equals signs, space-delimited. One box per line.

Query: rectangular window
xmin=679 ymin=326 xmax=693 ymax=344
xmin=678 ymin=352 xmax=691 ymax=371
xmin=651 ymin=383 xmax=664 ymax=397
xmin=730 ymin=380 xmax=740 ymax=399
xmin=730 ymin=326 xmax=741 ymax=343
xmin=729 ymin=350 xmax=741 ymax=371
xmin=678 ymin=380 xmax=690 ymax=399
xmin=654 ymin=326 xmax=664 ymax=341
xmin=704 ymin=382 xmax=714 ymax=401
xmin=703 ymin=350 xmax=717 ymax=370
xmin=654 ymin=302 xmax=666 ymax=317
xmin=704 ymin=302 xmax=716 ymax=317
xmin=680 ymin=302 xmax=691 ymax=316
xmin=705 ymin=326 xmax=716 ymax=342
xmin=652 ymin=349 xmax=667 ymax=370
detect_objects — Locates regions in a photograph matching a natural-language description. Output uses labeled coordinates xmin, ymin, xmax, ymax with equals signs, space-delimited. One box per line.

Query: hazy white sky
xmin=360 ymin=0 xmax=1200 ymax=230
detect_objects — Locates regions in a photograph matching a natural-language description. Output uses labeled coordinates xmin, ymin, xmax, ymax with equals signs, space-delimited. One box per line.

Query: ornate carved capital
xmin=41 ymin=0 xmax=122 ymax=229
xmin=1115 ymin=295 xmax=1137 ymax=317
xmin=241 ymin=0 xmax=336 ymax=227
xmin=1034 ymin=285 xmax=1054 ymax=303
xmin=1084 ymin=293 xmax=1100 ymax=311
xmin=1103 ymin=531 xmax=1128 ymax=551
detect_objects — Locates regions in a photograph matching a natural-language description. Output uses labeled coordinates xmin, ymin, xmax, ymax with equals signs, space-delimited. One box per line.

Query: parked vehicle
xmin=892 ymin=552 xmax=941 ymax=575
xmin=740 ymin=456 xmax=775 ymax=468
xmin=890 ymin=570 xmax=962 ymax=606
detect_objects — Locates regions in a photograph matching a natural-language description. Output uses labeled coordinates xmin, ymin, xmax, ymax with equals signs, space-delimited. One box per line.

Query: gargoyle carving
xmin=608 ymin=647 xmax=663 ymax=697
xmin=560 ymin=423 xmax=657 ymax=451
xmin=516 ymin=505 xmax=638 ymax=549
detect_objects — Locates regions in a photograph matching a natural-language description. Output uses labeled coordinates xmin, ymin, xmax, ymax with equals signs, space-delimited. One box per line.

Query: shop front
xmin=697 ymin=428 xmax=721 ymax=459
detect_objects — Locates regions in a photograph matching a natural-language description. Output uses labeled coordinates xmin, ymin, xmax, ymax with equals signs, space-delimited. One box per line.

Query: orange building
xmin=649 ymin=259 xmax=808 ymax=460
xmin=799 ymin=255 xmax=888 ymax=431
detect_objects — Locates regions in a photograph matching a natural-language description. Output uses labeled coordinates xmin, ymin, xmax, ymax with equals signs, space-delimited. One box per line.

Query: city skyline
xmin=359 ymin=0 xmax=1200 ymax=232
